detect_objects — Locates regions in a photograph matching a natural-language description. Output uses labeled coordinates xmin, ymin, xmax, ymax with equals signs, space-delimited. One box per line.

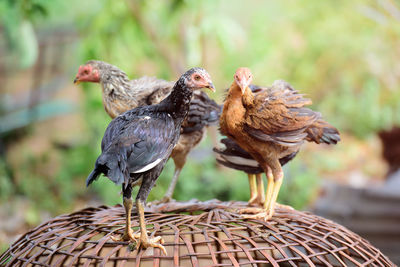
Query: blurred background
xmin=1 ymin=0 xmax=400 ymax=263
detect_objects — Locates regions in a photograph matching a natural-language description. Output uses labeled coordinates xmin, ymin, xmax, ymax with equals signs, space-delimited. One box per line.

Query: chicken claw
xmin=247 ymin=195 xmax=259 ymax=206
xmin=242 ymin=211 xmax=272 ymax=221
xmin=110 ymin=228 xmax=140 ymax=242
xmin=239 ymin=202 xmax=293 ymax=217
xmin=239 ymin=207 xmax=273 ymax=221
xmin=240 ymin=203 xmax=288 ymax=221
xmin=238 ymin=207 xmax=264 ymax=214
xmin=136 ymin=235 xmax=167 ymax=255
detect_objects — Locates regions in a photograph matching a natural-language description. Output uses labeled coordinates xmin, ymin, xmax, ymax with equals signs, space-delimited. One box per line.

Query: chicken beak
xmin=241 ymin=86 xmax=247 ymax=95
xmin=73 ymin=78 xmax=80 ymax=85
xmin=238 ymin=81 xmax=248 ymax=95
xmin=207 ymin=82 xmax=216 ymax=92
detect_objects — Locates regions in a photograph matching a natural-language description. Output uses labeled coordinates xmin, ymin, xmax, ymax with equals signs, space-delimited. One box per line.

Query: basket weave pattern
xmin=0 ymin=200 xmax=394 ymax=266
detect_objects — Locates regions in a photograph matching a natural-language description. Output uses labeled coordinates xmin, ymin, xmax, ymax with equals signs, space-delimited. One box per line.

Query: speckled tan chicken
xmin=220 ymin=67 xmax=340 ymax=220
xmin=74 ymin=60 xmax=220 ymax=202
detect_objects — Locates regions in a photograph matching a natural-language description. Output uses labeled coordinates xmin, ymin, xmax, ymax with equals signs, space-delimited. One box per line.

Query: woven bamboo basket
xmin=0 ymin=200 xmax=395 ymax=266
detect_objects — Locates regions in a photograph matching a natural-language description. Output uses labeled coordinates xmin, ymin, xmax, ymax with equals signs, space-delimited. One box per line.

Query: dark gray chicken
xmin=74 ymin=60 xmax=220 ymax=202
xmin=86 ymin=67 xmax=214 ymax=254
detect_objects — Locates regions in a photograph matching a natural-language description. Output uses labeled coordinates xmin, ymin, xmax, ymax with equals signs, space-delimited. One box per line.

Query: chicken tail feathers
xmin=86 ymin=168 xmax=101 ymax=187
xmin=306 ymin=119 xmax=340 ymax=145
xmin=279 ymin=151 xmax=298 ymax=166
xmin=86 ymin=153 xmax=127 ymax=187
xmin=182 ymin=91 xmax=222 ymax=133
xmin=206 ymin=105 xmax=222 ymax=125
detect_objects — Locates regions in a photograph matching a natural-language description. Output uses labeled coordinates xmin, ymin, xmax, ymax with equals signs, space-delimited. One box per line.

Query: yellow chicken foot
xmin=111 ymin=197 xmax=140 ymax=242
xmin=239 ymin=202 xmax=290 ymax=216
xmin=239 ymin=204 xmax=274 ymax=221
xmin=241 ymin=171 xmax=284 ymax=221
xmin=242 ymin=211 xmax=273 ymax=221
xmin=238 ymin=207 xmax=264 ymax=214
xmin=135 ymin=200 xmax=167 ymax=255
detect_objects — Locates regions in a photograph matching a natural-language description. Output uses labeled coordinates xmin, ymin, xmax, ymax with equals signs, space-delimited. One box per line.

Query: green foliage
xmin=320 ymin=78 xmax=400 ymax=138
xmin=0 ymin=159 xmax=14 ymax=201
xmin=0 ymin=101 xmax=76 ymax=135
xmin=1 ymin=0 xmax=49 ymax=20
xmin=0 ymin=0 xmax=49 ymax=68
xmin=2 ymin=3 xmax=400 ymax=255
xmin=72 ymin=0 xmax=398 ymax=213
xmin=0 ymin=0 xmax=88 ymax=69
xmin=53 ymin=0 xmax=400 ymax=209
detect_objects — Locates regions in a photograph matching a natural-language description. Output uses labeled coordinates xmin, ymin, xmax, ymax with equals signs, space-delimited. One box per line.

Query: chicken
xmin=86 ymin=67 xmax=214 ymax=254
xmin=220 ymin=67 xmax=340 ymax=220
xmin=214 ymin=84 xmax=289 ymax=206
xmin=74 ymin=60 xmax=220 ymax=202
xmin=214 ymin=137 xmax=297 ymax=206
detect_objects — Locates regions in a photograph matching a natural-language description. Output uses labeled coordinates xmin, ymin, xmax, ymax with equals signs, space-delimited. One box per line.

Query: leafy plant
xmin=2 ymin=1 xmax=400 ymax=254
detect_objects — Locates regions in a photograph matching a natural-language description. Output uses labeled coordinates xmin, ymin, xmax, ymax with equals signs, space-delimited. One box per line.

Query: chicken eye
xmin=83 ymin=70 xmax=89 ymax=75
xmin=194 ymin=75 xmax=201 ymax=81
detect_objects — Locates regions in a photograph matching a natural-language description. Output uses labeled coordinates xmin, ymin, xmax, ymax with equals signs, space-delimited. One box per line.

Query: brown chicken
xmin=214 ymin=137 xmax=298 ymax=206
xmin=220 ymin=67 xmax=340 ymax=220
xmin=74 ymin=60 xmax=220 ymax=202
xmin=214 ymin=85 xmax=296 ymax=206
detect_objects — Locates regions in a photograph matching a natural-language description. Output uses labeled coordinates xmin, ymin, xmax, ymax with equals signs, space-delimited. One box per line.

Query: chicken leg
xmin=241 ymin=165 xmax=284 ymax=221
xmin=247 ymin=174 xmax=258 ymax=205
xmin=263 ymin=167 xmax=274 ymax=211
xmin=111 ymin=184 xmax=140 ymax=242
xmin=134 ymin=170 xmax=167 ymax=255
xmin=265 ymin=175 xmax=283 ymax=216
xmin=255 ymin=173 xmax=265 ymax=204
xmin=135 ymin=199 xmax=167 ymax=255
xmin=240 ymin=168 xmax=271 ymax=215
